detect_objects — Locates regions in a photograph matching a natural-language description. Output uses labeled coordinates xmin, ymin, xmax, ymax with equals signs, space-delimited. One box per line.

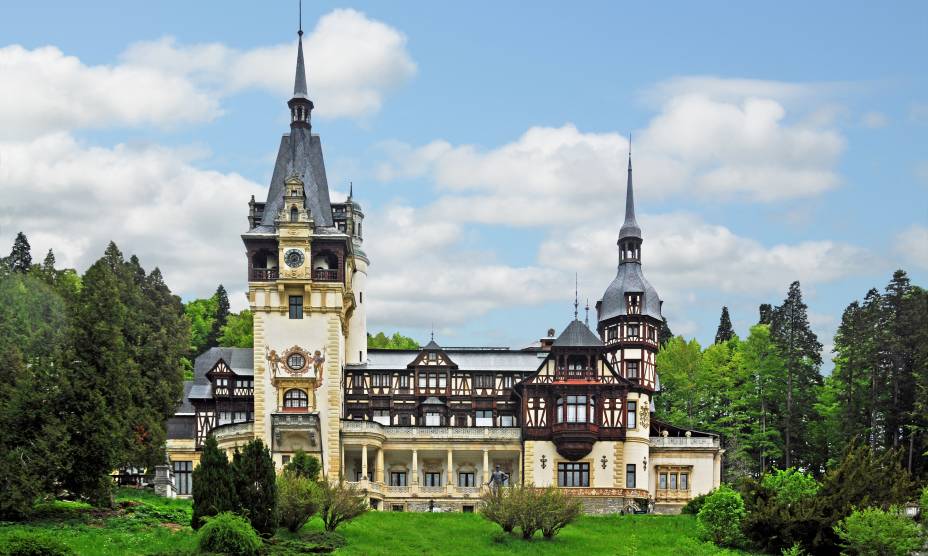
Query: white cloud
xmin=121 ymin=9 xmax=416 ymax=119
xmin=0 ymin=9 xmax=416 ymax=139
xmin=0 ymin=132 xmax=262 ymax=308
xmin=0 ymin=44 xmax=220 ymax=139
xmin=860 ymin=111 xmax=889 ymax=128
xmin=377 ymin=79 xmax=845 ymax=211
xmin=895 ymin=224 xmax=928 ymax=270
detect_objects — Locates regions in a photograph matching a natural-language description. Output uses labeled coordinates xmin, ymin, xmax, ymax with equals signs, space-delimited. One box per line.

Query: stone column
xmin=361 ymin=444 xmax=368 ymax=483
xmin=446 ymin=448 xmax=454 ymax=495
xmin=411 ymin=449 xmax=419 ymax=487
xmin=482 ymin=449 xmax=489 ymax=486
xmin=375 ymin=447 xmax=385 ymax=484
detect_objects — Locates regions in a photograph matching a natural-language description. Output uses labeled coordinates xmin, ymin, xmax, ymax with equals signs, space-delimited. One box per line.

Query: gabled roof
xmin=183 ymin=347 xmax=255 ymax=402
xmin=553 ymin=319 xmax=603 ymax=348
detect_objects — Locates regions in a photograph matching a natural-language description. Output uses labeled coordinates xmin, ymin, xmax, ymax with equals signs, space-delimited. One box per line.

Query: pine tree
xmin=191 ymin=435 xmax=237 ymax=529
xmin=8 ymin=232 xmax=31 ymax=274
xmin=758 ymin=303 xmax=773 ymax=325
xmin=232 ymin=439 xmax=279 ymax=536
xmin=207 ymin=285 xmax=231 ymax=348
xmin=715 ymin=306 xmax=734 ymax=344
xmin=770 ymin=281 xmax=823 ymax=469
xmin=658 ymin=316 xmax=674 ymax=347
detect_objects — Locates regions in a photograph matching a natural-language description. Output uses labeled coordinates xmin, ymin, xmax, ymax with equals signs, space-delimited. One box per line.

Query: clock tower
xmin=240 ymin=26 xmax=368 ymax=477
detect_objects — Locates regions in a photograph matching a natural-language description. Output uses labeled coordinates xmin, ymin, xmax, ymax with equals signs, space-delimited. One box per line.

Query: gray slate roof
xmin=361 ymin=348 xmax=543 ymax=372
xmin=185 ymin=347 xmax=255 ymax=401
xmin=293 ymin=32 xmax=308 ymax=99
xmin=255 ymin=130 xmax=334 ymax=231
xmin=553 ymin=319 xmax=603 ymax=348
xmin=619 ymin=156 xmax=641 ymax=240
xmin=599 ymin=262 xmax=663 ymax=321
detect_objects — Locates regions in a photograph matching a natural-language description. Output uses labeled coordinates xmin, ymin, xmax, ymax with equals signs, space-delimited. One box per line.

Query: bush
xmin=191 ymin=435 xmax=237 ymax=529
xmin=231 ymin=439 xmax=278 ymax=537
xmin=682 ymin=490 xmax=712 ymax=515
xmin=833 ymin=506 xmax=923 ymax=556
xmin=696 ymin=484 xmax=745 ymax=547
xmin=0 ymin=531 xmax=74 ymax=556
xmin=316 ymin=480 xmax=368 ymax=532
xmin=511 ymin=486 xmax=543 ymax=540
xmin=741 ymin=470 xmax=820 ymax=554
xmin=277 ymin=471 xmax=319 ymax=532
xmin=283 ymin=449 xmax=320 ymax=481
xmin=197 ymin=512 xmax=263 ymax=556
xmin=780 ymin=543 xmax=806 ymax=556
xmin=920 ymin=485 xmax=928 ymax=524
xmin=761 ymin=468 xmax=820 ymax=506
xmin=480 ymin=485 xmax=518 ymax=533
xmin=539 ymin=487 xmax=582 ymax=539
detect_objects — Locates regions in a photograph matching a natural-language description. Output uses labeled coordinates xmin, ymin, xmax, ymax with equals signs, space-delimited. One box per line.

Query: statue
xmin=312 ymin=350 xmax=325 ymax=379
xmin=487 ymin=465 xmax=509 ymax=491
xmin=266 ymin=348 xmax=280 ymax=375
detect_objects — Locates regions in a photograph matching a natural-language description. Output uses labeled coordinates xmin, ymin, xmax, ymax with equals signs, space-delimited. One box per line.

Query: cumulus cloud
xmin=121 ymin=9 xmax=416 ymax=119
xmin=0 ymin=132 xmax=262 ymax=308
xmin=376 ymin=79 xmax=845 ymax=211
xmin=0 ymin=9 xmax=415 ymax=139
xmin=895 ymin=224 xmax=928 ymax=270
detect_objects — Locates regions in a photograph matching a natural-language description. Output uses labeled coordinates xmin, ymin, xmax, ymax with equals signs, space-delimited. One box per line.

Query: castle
xmin=164 ymin=26 xmax=722 ymax=514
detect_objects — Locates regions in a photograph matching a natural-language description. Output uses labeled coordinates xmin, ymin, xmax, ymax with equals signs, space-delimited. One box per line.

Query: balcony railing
xmin=554 ymin=368 xmax=597 ymax=381
xmin=649 ymin=436 xmax=719 ymax=448
xmin=273 ymin=413 xmax=321 ymax=428
xmin=212 ymin=421 xmax=254 ymax=442
xmin=420 ymin=485 xmax=444 ymax=495
xmin=341 ymin=420 xmax=521 ymax=441
xmin=313 ymin=268 xmax=339 ymax=282
xmin=251 ymin=268 xmax=278 ymax=281
xmin=552 ymin=422 xmax=600 ymax=435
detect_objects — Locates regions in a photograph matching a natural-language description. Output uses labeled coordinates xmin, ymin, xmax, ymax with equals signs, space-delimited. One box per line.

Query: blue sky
xmin=1 ymin=2 xmax=926 ymax=363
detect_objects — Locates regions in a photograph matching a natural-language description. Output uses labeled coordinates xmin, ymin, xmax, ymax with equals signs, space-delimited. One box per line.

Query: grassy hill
xmin=0 ymin=489 xmax=757 ymax=555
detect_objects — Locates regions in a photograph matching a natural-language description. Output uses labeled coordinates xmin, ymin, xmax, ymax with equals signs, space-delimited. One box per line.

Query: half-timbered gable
xmin=179 ymin=347 xmax=255 ymax=447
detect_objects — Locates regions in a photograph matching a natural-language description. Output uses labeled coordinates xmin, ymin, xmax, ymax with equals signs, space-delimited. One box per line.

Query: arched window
xmin=290 ymin=206 xmax=299 ymax=222
xmin=284 ymin=389 xmax=308 ymax=408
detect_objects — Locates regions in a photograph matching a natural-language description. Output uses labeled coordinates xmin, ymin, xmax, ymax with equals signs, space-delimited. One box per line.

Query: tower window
xmin=290 ymin=206 xmax=298 ymax=222
xmin=626 ymin=464 xmax=636 ymax=488
xmin=289 ymin=296 xmax=303 ymax=319
xmin=626 ymin=361 xmax=639 ymax=379
xmin=283 ymin=389 xmax=308 ymax=408
xmin=627 ymin=324 xmax=639 ymax=338
xmin=627 ymin=400 xmax=637 ymax=429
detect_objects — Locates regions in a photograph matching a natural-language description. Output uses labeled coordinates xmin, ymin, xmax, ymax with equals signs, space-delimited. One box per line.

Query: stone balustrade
xmin=341 ymin=420 xmax=521 ymax=442
xmin=649 ymin=436 xmax=719 ymax=449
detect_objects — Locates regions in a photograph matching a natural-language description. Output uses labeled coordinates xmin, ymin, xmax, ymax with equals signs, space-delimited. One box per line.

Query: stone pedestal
xmin=153 ymin=465 xmax=176 ymax=498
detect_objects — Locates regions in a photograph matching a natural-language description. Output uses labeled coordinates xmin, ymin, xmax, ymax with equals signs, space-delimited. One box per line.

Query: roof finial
xmin=574 ymin=273 xmax=579 ymax=321
xmin=430 ymin=322 xmax=435 ymax=342
xmin=349 ymin=181 xmax=353 ymax=199
xmin=292 ymin=2 xmax=308 ymax=99
xmin=585 ymin=298 xmax=590 ymax=327
xmin=618 ymin=132 xmax=641 ymax=241
xmin=298 ymin=0 xmax=303 ymax=36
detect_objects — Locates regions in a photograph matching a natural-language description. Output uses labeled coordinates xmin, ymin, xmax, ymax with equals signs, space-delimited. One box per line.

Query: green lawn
xmin=0 ymin=489 xmax=758 ymax=555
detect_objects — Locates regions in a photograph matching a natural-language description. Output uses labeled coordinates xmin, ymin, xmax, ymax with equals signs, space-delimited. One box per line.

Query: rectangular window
xmin=566 ymin=395 xmax=588 ymax=423
xmin=607 ymin=326 xmax=617 ymax=340
xmin=392 ymin=504 xmax=404 ymax=512
xmin=454 ymin=414 xmax=468 ymax=427
xmin=680 ymin=473 xmax=689 ymax=490
xmin=390 ymin=472 xmax=407 ymax=486
xmin=372 ymin=373 xmax=389 ymax=387
xmin=355 ymin=470 xmax=373 ymax=481
xmin=458 ymin=472 xmax=475 ymax=487
xmin=173 ymin=461 xmax=192 ymax=495
xmin=627 ymin=324 xmax=639 ymax=338
xmin=627 ymin=401 xmax=637 ymax=429
xmin=288 ymin=296 xmax=303 ymax=319
xmin=372 ymin=410 xmax=390 ymax=425
xmin=418 ymin=373 xmax=426 ymax=389
xmin=425 ymin=412 xmax=441 ymax=426
xmin=499 ymin=414 xmax=516 ymax=427
xmin=428 ymin=352 xmax=437 ymax=361
xmin=475 ymin=375 xmax=493 ymax=389
xmin=670 ymin=473 xmax=678 ymax=490
xmin=626 ymin=361 xmax=639 ymax=379
xmin=352 ymin=374 xmax=364 ymax=389
xmin=462 ymin=505 xmax=474 ymax=513
xmin=424 ymin=472 xmax=442 ymax=487
xmin=428 ymin=373 xmax=437 ymax=388
xmin=398 ymin=375 xmax=410 ymax=390
xmin=557 ymin=462 xmax=590 ymax=487
xmin=218 ymin=411 xmax=231 ymax=425
xmin=501 ymin=375 xmax=513 ymax=389
xmin=659 ymin=472 xmax=668 ymax=490
xmin=475 ymin=410 xmax=493 ymax=427
xmin=438 ymin=373 xmax=447 ymax=388
xmin=398 ymin=414 xmax=412 ymax=426
xmin=626 ymin=464 xmax=636 ymax=488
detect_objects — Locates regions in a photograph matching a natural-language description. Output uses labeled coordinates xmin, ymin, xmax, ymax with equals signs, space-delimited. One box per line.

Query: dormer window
xmin=428 ymin=352 xmax=437 ymax=362
xmin=626 ymin=293 xmax=641 ymax=315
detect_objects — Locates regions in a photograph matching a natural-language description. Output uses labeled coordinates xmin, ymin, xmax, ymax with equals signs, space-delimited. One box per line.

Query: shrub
xmin=316 ymin=480 xmax=368 ymax=532
xmin=780 ymin=543 xmax=806 ymax=556
xmin=191 ymin=435 xmax=237 ymax=529
xmin=197 ymin=512 xmax=263 ymax=556
xmin=512 ymin=486 xmax=543 ymax=540
xmin=761 ymin=468 xmax=820 ymax=506
xmin=833 ymin=506 xmax=923 ymax=556
xmin=231 ymin=439 xmax=278 ymax=537
xmin=920 ymin=485 xmax=928 ymax=524
xmin=696 ymin=484 xmax=745 ymax=547
xmin=741 ymin=470 xmax=820 ymax=554
xmin=682 ymin=490 xmax=712 ymax=515
xmin=0 ymin=531 xmax=74 ymax=556
xmin=480 ymin=485 xmax=517 ymax=533
xmin=539 ymin=487 xmax=582 ymax=539
xmin=283 ymin=449 xmax=321 ymax=481
xmin=277 ymin=471 xmax=319 ymax=532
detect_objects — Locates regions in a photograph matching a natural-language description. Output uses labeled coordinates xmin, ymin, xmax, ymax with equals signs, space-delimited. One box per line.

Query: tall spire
xmin=293 ymin=27 xmax=308 ymax=99
xmin=574 ymin=273 xmax=579 ymax=320
xmin=287 ymin=2 xmax=314 ymax=129
xmin=619 ymin=137 xmax=641 ymax=240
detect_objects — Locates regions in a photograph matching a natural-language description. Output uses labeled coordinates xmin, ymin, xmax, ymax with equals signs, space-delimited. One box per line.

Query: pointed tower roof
xmin=553 ymin=319 xmax=603 ymax=348
xmin=618 ymin=153 xmax=641 ymax=240
xmin=292 ymin=29 xmax=309 ymax=100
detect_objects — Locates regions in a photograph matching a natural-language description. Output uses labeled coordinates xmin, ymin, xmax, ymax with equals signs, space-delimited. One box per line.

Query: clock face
xmin=284 ymin=249 xmax=304 ymax=268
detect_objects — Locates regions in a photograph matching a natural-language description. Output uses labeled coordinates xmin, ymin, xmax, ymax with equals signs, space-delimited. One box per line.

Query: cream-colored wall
xmin=648 ymin=450 xmax=720 ymax=497
xmin=623 ymin=391 xmax=650 ymax=490
xmin=525 ymin=441 xmax=557 ymax=487
xmin=346 ymin=257 xmax=368 ymax=365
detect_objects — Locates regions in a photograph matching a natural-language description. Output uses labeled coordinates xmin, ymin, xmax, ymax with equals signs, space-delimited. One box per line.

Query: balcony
xmin=212 ymin=421 xmax=254 ymax=444
xmin=251 ymin=268 xmax=278 ymax=281
xmin=649 ymin=436 xmax=719 ymax=449
xmin=340 ymin=420 xmax=521 ymax=442
xmin=551 ymin=422 xmax=599 ymax=460
xmin=272 ymin=413 xmax=321 ymax=452
xmin=313 ymin=268 xmax=339 ymax=282
xmin=554 ymin=368 xmax=597 ymax=382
